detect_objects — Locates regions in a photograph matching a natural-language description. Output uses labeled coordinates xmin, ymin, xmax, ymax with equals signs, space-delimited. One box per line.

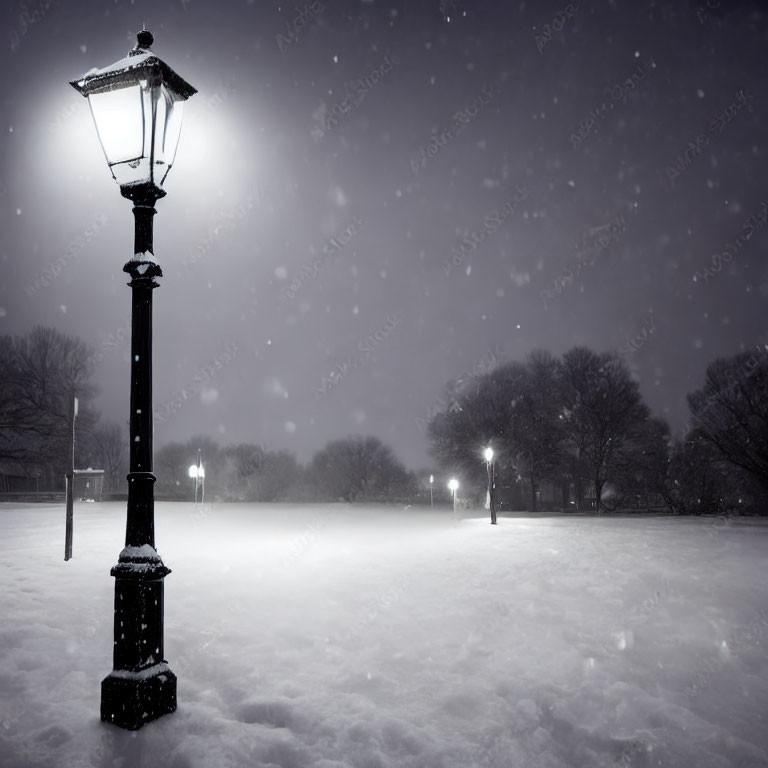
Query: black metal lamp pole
xmin=70 ymin=28 xmax=196 ymax=729
xmin=100 ymin=182 xmax=177 ymax=730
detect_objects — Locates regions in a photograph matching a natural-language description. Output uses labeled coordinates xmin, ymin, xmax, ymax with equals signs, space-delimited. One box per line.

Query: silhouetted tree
xmin=0 ymin=327 xmax=98 ymax=487
xmin=427 ymin=362 xmax=527 ymax=496
xmin=688 ymin=349 xmax=768 ymax=493
xmin=154 ymin=442 xmax=189 ymax=496
xmin=220 ymin=443 xmax=264 ymax=501
xmin=427 ymin=348 xmax=657 ymax=511
xmin=91 ymin=422 xmax=127 ymax=492
xmin=0 ymin=334 xmax=24 ymax=464
xmin=510 ymin=351 xmax=566 ymax=511
xmin=603 ymin=416 xmax=671 ymax=511
xmin=667 ymin=429 xmax=731 ymax=515
xmin=560 ymin=348 xmax=649 ymax=513
xmin=256 ymin=450 xmax=300 ymax=501
xmin=310 ymin=436 xmax=413 ymax=502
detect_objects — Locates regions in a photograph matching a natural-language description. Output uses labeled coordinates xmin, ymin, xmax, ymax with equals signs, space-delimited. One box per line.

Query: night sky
xmin=1 ymin=0 xmax=766 ymax=470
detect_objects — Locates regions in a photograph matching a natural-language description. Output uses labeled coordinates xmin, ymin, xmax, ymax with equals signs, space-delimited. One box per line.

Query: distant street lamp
xmin=484 ymin=446 xmax=497 ymax=525
xmin=71 ymin=29 xmax=196 ymax=730
xmin=429 ymin=474 xmax=434 ymax=509
xmin=448 ymin=477 xmax=459 ymax=512
xmin=188 ymin=464 xmax=198 ymax=501
xmin=188 ymin=449 xmax=205 ymax=504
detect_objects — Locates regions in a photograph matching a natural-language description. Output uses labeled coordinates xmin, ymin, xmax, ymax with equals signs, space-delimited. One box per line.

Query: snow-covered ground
xmin=1 ymin=502 xmax=767 ymax=768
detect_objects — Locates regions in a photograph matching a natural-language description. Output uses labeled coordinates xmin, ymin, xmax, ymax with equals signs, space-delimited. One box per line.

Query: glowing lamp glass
xmin=87 ymin=81 xmax=184 ymax=188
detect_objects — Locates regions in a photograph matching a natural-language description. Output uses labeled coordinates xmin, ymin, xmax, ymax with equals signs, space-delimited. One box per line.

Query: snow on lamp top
xmin=70 ymin=30 xmax=197 ymax=194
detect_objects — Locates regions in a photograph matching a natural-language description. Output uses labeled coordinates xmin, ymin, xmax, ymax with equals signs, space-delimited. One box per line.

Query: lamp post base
xmin=101 ymin=548 xmax=175 ymax=730
xmin=101 ymin=665 xmax=177 ymax=730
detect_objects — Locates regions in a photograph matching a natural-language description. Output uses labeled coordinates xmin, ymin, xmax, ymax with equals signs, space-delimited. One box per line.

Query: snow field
xmin=1 ymin=503 xmax=767 ymax=768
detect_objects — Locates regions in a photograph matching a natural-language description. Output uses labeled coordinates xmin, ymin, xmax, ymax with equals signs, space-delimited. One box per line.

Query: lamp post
xmin=484 ymin=447 xmax=497 ymax=525
xmin=429 ymin=474 xmax=434 ymax=509
xmin=188 ymin=463 xmax=199 ymax=503
xmin=71 ymin=29 xmax=196 ymax=730
xmin=188 ymin=449 xmax=205 ymax=504
xmin=64 ymin=395 xmax=78 ymax=561
xmin=448 ymin=477 xmax=459 ymax=512
xmin=197 ymin=449 xmax=205 ymax=504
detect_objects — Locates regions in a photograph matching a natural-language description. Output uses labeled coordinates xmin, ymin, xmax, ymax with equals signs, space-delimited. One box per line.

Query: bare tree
xmin=510 ymin=351 xmax=566 ymax=511
xmin=92 ymin=422 xmax=126 ymax=492
xmin=667 ymin=429 xmax=730 ymax=515
xmin=560 ymin=348 xmax=649 ymax=513
xmin=154 ymin=442 xmax=189 ymax=496
xmin=603 ymin=416 xmax=671 ymax=511
xmin=688 ymin=350 xmax=768 ymax=492
xmin=254 ymin=450 xmax=299 ymax=502
xmin=310 ymin=435 xmax=413 ymax=502
xmin=427 ymin=353 xmax=566 ymax=510
xmin=220 ymin=443 xmax=264 ymax=500
xmin=0 ymin=327 xmax=97 ymax=483
xmin=428 ymin=362 xmax=527 ymax=493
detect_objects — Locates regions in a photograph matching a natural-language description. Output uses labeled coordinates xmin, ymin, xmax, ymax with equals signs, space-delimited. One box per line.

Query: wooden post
xmin=64 ymin=395 xmax=77 ymax=561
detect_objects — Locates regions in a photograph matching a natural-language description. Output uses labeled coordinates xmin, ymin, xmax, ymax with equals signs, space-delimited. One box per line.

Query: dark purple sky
xmin=1 ymin=0 xmax=766 ymax=469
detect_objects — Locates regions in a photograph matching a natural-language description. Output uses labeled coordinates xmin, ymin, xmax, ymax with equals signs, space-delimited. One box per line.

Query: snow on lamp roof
xmin=70 ymin=30 xmax=197 ymax=100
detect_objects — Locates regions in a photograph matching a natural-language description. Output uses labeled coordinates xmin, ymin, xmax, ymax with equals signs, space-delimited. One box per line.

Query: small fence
xmin=0 ymin=492 xmax=65 ymax=503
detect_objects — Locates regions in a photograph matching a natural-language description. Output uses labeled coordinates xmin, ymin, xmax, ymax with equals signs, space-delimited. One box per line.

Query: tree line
xmin=0 ymin=327 xmax=415 ymax=502
xmin=154 ymin=434 xmax=416 ymax=503
xmin=1 ymin=327 xmax=766 ymax=513
xmin=426 ymin=346 xmax=768 ymax=514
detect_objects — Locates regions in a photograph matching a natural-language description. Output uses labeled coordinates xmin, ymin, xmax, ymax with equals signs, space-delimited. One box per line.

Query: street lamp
xmin=429 ymin=474 xmax=434 ymax=509
xmin=188 ymin=449 xmax=205 ymax=504
xmin=484 ymin=446 xmax=497 ymax=525
xmin=71 ymin=29 xmax=196 ymax=731
xmin=65 ymin=395 xmax=78 ymax=561
xmin=448 ymin=477 xmax=459 ymax=512
xmin=188 ymin=464 xmax=199 ymax=502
